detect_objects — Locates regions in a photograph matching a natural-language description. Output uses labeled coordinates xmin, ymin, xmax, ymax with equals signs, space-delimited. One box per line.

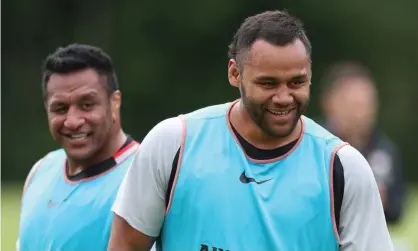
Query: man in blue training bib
xmin=17 ymin=44 xmax=140 ymax=251
xmin=108 ymin=10 xmax=393 ymax=251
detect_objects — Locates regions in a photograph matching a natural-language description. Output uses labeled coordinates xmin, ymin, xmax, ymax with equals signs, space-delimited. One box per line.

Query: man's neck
xmin=230 ymin=100 xmax=301 ymax=150
xmin=344 ymin=134 xmax=369 ymax=153
xmin=67 ymin=130 xmax=127 ymax=176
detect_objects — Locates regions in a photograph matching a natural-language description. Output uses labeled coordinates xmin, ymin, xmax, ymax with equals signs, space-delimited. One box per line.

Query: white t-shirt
xmin=112 ymin=117 xmax=394 ymax=251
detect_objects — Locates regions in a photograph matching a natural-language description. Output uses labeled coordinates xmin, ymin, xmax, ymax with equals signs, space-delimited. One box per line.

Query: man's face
xmin=45 ymin=68 xmax=117 ymax=163
xmin=325 ymin=77 xmax=377 ymax=137
xmin=228 ymin=39 xmax=311 ymax=138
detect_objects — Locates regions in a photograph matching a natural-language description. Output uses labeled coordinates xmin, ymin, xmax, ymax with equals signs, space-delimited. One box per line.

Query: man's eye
xmin=81 ymin=103 xmax=94 ymax=110
xmin=292 ymin=80 xmax=305 ymax=85
xmin=260 ymin=82 xmax=275 ymax=86
xmin=51 ymin=106 xmax=67 ymax=114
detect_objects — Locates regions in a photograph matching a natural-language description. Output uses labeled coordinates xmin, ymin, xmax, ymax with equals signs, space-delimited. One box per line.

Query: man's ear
xmin=228 ymin=59 xmax=241 ymax=88
xmin=110 ymin=90 xmax=122 ymax=121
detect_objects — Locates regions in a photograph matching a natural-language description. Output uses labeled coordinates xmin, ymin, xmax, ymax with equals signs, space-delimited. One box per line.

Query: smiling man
xmin=17 ymin=44 xmax=140 ymax=251
xmin=108 ymin=11 xmax=393 ymax=251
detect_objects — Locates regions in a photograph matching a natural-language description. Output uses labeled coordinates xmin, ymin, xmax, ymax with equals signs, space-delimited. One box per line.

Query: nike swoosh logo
xmin=47 ymin=198 xmax=68 ymax=208
xmin=47 ymin=200 xmax=58 ymax=208
xmin=239 ymin=171 xmax=272 ymax=184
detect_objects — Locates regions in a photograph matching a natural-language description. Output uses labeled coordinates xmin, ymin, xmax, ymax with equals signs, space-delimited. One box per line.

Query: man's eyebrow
xmin=48 ymin=91 xmax=98 ymax=105
xmin=80 ymin=91 xmax=98 ymax=97
xmin=254 ymin=76 xmax=279 ymax=82
xmin=290 ymin=74 xmax=309 ymax=81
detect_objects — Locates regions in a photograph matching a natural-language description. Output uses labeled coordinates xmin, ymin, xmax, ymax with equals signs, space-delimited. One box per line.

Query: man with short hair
xmin=320 ymin=61 xmax=406 ymax=224
xmin=108 ymin=11 xmax=393 ymax=251
xmin=17 ymin=44 xmax=140 ymax=251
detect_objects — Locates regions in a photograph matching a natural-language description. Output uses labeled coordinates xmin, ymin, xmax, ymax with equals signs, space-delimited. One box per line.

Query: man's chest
xmin=20 ymin=175 xmax=117 ymax=246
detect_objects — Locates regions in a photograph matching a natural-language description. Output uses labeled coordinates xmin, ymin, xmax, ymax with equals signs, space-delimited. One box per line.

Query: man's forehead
xmin=46 ymin=71 xmax=105 ymax=98
xmin=332 ymin=77 xmax=376 ymax=95
xmin=49 ymin=68 xmax=100 ymax=82
xmin=246 ymin=57 xmax=311 ymax=79
xmin=243 ymin=40 xmax=311 ymax=74
xmin=247 ymin=39 xmax=309 ymax=61
xmin=47 ymin=88 xmax=99 ymax=104
xmin=47 ymin=69 xmax=103 ymax=90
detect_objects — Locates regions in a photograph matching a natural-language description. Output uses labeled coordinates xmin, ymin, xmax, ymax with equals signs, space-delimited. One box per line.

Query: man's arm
xmin=22 ymin=158 xmax=44 ymax=197
xmin=108 ymin=215 xmax=156 ymax=251
xmin=17 ymin=156 xmax=47 ymax=250
xmin=367 ymin=134 xmax=407 ymax=224
xmin=366 ymin=135 xmax=406 ymax=224
xmin=108 ymin=117 xmax=183 ymax=251
xmin=384 ymin=149 xmax=405 ymax=223
xmin=337 ymin=145 xmax=393 ymax=251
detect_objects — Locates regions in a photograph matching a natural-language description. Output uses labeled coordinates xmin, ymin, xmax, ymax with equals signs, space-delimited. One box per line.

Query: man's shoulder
xmin=33 ymin=148 xmax=66 ymax=169
xmin=39 ymin=148 xmax=66 ymax=169
xmin=146 ymin=117 xmax=184 ymax=139
xmin=45 ymin=148 xmax=66 ymax=158
xmin=302 ymin=116 xmax=343 ymax=146
xmin=145 ymin=102 xmax=234 ymax=143
xmin=138 ymin=117 xmax=183 ymax=158
xmin=336 ymin=145 xmax=376 ymax=185
xmin=182 ymin=101 xmax=233 ymax=121
xmin=23 ymin=149 xmax=66 ymax=193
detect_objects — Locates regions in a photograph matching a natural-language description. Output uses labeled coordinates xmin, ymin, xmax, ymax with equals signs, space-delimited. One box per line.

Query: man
xmin=108 ymin=11 xmax=393 ymax=251
xmin=320 ymin=61 xmax=406 ymax=224
xmin=17 ymin=44 xmax=140 ymax=251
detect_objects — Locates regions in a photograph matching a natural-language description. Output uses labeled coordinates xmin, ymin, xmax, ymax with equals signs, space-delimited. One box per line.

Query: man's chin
xmin=267 ymin=118 xmax=300 ymax=138
xmin=64 ymin=148 xmax=94 ymax=164
xmin=268 ymin=126 xmax=295 ymax=138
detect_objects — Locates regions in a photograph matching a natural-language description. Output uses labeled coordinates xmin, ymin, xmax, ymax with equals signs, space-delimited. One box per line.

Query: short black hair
xmin=228 ymin=10 xmax=311 ymax=69
xmin=321 ymin=61 xmax=375 ymax=97
xmin=42 ymin=43 xmax=118 ymax=98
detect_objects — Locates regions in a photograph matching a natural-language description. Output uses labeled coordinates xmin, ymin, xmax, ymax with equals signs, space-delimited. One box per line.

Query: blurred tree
xmin=2 ymin=0 xmax=417 ymax=182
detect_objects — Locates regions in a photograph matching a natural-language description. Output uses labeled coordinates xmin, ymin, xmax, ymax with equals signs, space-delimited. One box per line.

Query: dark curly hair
xmin=42 ymin=43 xmax=118 ymax=98
xmin=228 ymin=10 xmax=311 ymax=70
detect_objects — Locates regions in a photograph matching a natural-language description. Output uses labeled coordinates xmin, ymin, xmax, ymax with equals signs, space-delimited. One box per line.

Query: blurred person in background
xmin=320 ymin=61 xmax=406 ymax=225
xmin=108 ymin=10 xmax=392 ymax=251
xmin=16 ymin=44 xmax=140 ymax=251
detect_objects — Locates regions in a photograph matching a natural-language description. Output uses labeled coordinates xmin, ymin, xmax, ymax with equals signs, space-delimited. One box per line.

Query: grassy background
xmin=2 ymin=184 xmax=418 ymax=250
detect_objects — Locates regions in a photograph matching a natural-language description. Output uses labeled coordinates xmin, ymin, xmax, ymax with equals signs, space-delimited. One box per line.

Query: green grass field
xmin=2 ymin=184 xmax=418 ymax=250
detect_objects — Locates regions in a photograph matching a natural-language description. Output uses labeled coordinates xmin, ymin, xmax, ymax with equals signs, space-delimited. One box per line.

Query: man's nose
xmin=272 ymin=85 xmax=293 ymax=105
xmin=63 ymin=107 xmax=85 ymax=130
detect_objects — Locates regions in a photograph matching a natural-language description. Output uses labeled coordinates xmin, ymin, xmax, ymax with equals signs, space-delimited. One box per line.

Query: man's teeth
xmin=69 ymin=133 xmax=88 ymax=139
xmin=268 ymin=109 xmax=291 ymax=115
